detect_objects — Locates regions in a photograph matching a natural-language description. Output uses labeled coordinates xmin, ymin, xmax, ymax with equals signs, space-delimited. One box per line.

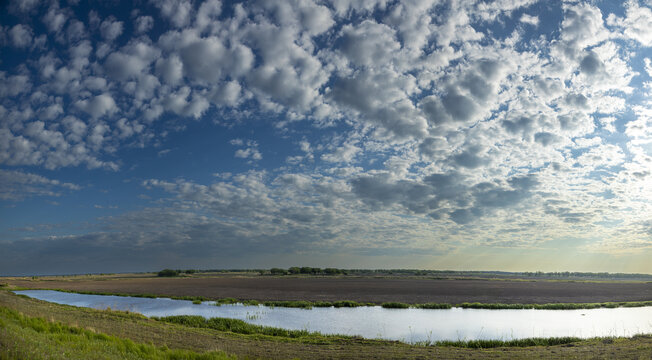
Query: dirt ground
xmin=6 ymin=275 xmax=652 ymax=304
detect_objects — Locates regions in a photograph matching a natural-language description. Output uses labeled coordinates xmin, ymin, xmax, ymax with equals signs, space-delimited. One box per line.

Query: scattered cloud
xmin=1 ymin=0 xmax=651 ymax=274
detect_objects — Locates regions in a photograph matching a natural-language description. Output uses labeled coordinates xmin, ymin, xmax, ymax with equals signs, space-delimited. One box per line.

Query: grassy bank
xmin=0 ymin=306 xmax=234 ymax=360
xmin=15 ymin=287 xmax=652 ymax=310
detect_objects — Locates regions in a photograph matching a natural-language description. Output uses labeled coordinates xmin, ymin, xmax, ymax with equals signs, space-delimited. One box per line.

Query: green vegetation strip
xmin=152 ymin=315 xmax=586 ymax=348
xmin=0 ymin=306 xmax=234 ymax=360
xmin=431 ymin=337 xmax=581 ymax=348
xmin=153 ymin=315 xmax=325 ymax=339
xmin=456 ymin=301 xmax=652 ymax=310
xmin=15 ymin=288 xmax=652 ymax=310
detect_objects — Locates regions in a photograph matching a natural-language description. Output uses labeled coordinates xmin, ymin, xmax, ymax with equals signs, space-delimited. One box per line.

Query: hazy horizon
xmin=1 ymin=0 xmax=651 ymax=276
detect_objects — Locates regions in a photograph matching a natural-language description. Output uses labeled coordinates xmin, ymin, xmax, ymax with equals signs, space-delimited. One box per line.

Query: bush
xmin=324 ymin=268 xmax=341 ymax=275
xmin=270 ymin=268 xmax=287 ymax=275
xmin=381 ymin=302 xmax=410 ymax=309
xmin=157 ymin=269 xmax=180 ymax=277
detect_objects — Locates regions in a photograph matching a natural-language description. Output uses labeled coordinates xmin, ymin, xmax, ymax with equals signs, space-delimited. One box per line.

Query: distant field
xmin=4 ymin=272 xmax=651 ymax=305
xmin=1 ymin=289 xmax=651 ymax=359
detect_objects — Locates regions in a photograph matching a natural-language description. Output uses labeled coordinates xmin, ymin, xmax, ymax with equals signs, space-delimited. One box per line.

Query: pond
xmin=15 ymin=290 xmax=652 ymax=343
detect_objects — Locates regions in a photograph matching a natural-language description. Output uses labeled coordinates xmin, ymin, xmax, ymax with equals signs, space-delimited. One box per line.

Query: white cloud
xmin=75 ymin=93 xmax=118 ymax=118
xmin=134 ymin=15 xmax=154 ymax=34
xmin=150 ymin=0 xmax=193 ymax=28
xmin=42 ymin=3 xmax=68 ymax=33
xmin=100 ymin=16 xmax=124 ymax=41
xmin=0 ymin=169 xmax=80 ymax=201
xmin=232 ymin=139 xmax=262 ymax=161
xmin=608 ymin=0 xmax=652 ymax=47
xmin=9 ymin=24 xmax=33 ymax=48
xmin=520 ymin=14 xmax=539 ymax=27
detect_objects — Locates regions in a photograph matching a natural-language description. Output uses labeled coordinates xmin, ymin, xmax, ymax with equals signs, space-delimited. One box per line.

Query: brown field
xmin=6 ymin=273 xmax=652 ymax=304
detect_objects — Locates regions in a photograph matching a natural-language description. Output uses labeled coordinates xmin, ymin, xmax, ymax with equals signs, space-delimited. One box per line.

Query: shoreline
xmin=12 ymin=287 xmax=652 ymax=310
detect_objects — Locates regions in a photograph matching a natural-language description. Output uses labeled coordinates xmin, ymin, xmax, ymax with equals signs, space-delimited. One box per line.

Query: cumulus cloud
xmin=75 ymin=93 xmax=118 ymax=118
xmin=150 ymin=0 xmax=193 ymax=28
xmin=134 ymin=15 xmax=154 ymax=34
xmin=231 ymin=139 xmax=262 ymax=161
xmin=99 ymin=16 xmax=124 ymax=41
xmin=1 ymin=0 xmax=652 ymax=272
xmin=520 ymin=14 xmax=539 ymax=27
xmin=9 ymin=24 xmax=33 ymax=48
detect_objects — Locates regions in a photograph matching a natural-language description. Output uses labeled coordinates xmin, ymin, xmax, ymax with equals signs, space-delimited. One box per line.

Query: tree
xmin=158 ymin=269 xmax=179 ymax=277
xmin=270 ymin=268 xmax=286 ymax=275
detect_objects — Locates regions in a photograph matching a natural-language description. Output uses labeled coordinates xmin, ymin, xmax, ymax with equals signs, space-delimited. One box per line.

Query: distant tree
xmin=324 ymin=268 xmax=340 ymax=275
xmin=270 ymin=268 xmax=286 ymax=275
xmin=300 ymin=267 xmax=312 ymax=274
xmin=158 ymin=269 xmax=180 ymax=277
xmin=184 ymin=269 xmax=196 ymax=274
xmin=288 ymin=267 xmax=301 ymax=274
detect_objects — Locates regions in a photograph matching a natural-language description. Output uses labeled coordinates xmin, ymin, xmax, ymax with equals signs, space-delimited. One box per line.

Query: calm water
xmin=15 ymin=290 xmax=652 ymax=343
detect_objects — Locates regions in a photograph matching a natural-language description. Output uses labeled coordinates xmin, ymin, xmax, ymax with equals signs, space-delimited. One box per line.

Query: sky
xmin=1 ymin=0 xmax=651 ymax=276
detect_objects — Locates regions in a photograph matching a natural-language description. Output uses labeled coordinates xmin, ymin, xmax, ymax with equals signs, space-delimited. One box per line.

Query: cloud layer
xmin=1 ymin=0 xmax=651 ymax=274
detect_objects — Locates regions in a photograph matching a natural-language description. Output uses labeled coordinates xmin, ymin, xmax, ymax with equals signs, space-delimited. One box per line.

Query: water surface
xmin=15 ymin=290 xmax=652 ymax=343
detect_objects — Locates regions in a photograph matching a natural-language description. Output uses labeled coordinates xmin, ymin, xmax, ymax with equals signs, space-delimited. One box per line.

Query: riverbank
xmin=1 ymin=290 xmax=651 ymax=359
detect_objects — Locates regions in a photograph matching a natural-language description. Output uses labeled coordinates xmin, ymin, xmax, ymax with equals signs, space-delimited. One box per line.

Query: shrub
xmin=270 ymin=268 xmax=286 ymax=275
xmin=324 ymin=268 xmax=341 ymax=275
xmin=381 ymin=302 xmax=410 ymax=309
xmin=157 ymin=269 xmax=180 ymax=277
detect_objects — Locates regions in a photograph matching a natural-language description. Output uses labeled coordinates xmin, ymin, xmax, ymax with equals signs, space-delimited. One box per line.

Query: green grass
xmin=381 ymin=302 xmax=411 ymax=309
xmin=456 ymin=301 xmax=652 ymax=310
xmin=429 ymin=337 xmax=582 ymax=348
xmin=0 ymin=306 xmax=235 ymax=360
xmin=260 ymin=300 xmax=373 ymax=309
xmin=152 ymin=315 xmax=323 ymax=339
xmin=415 ymin=303 xmax=453 ymax=309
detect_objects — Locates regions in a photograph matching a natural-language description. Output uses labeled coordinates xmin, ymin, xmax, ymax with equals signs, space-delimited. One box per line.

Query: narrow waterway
xmin=15 ymin=290 xmax=652 ymax=343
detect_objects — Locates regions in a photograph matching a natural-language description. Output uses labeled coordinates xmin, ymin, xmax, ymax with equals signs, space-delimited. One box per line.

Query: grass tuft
xmin=381 ymin=302 xmax=410 ymax=309
xmin=431 ymin=337 xmax=581 ymax=348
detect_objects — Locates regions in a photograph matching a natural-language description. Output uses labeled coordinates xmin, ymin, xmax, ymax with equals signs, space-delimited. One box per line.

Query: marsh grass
xmin=0 ymin=306 xmax=234 ymax=359
xmin=381 ymin=302 xmax=411 ymax=309
xmin=426 ymin=337 xmax=582 ymax=348
xmin=153 ymin=315 xmax=320 ymax=339
xmin=457 ymin=301 xmax=652 ymax=310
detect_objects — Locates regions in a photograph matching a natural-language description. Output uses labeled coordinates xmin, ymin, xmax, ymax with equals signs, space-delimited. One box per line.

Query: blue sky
xmin=1 ymin=0 xmax=651 ymax=275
